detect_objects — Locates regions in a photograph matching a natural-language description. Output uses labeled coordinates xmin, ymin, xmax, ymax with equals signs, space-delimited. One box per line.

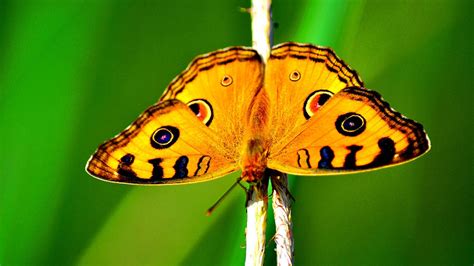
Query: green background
xmin=1 ymin=0 xmax=472 ymax=265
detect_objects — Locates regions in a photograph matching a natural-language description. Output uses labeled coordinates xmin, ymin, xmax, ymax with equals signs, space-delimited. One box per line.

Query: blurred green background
xmin=0 ymin=0 xmax=472 ymax=265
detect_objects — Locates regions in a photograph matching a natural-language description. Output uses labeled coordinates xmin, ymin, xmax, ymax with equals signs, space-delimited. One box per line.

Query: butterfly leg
xmin=237 ymin=178 xmax=249 ymax=192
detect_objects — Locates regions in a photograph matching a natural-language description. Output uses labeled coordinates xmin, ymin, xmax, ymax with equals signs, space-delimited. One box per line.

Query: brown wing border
xmin=270 ymin=42 xmax=364 ymax=87
xmin=340 ymin=86 xmax=431 ymax=161
xmin=160 ymin=46 xmax=262 ymax=100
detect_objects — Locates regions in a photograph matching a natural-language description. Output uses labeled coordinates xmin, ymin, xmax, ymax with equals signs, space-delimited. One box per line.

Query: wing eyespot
xmin=187 ymin=99 xmax=213 ymax=126
xmin=150 ymin=126 xmax=180 ymax=149
xmin=336 ymin=112 xmax=366 ymax=136
xmin=221 ymin=75 xmax=233 ymax=86
xmin=303 ymin=90 xmax=334 ymax=119
xmin=289 ymin=70 xmax=301 ymax=81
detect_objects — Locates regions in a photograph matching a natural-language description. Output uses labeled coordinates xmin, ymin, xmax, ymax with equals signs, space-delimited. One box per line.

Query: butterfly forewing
xmin=265 ymin=42 xmax=364 ymax=143
xmin=161 ymin=47 xmax=264 ymax=157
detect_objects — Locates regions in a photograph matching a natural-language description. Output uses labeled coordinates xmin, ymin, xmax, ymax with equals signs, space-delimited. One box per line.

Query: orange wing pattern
xmin=265 ymin=42 xmax=364 ymax=143
xmin=161 ymin=47 xmax=263 ymax=158
xmin=268 ymin=87 xmax=430 ymax=175
xmin=87 ymin=43 xmax=430 ymax=185
xmin=87 ymin=100 xmax=237 ymax=185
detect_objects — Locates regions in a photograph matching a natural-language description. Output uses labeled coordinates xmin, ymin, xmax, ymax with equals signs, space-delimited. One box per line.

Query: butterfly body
xmin=240 ymin=88 xmax=271 ymax=182
xmin=86 ymin=43 xmax=430 ymax=185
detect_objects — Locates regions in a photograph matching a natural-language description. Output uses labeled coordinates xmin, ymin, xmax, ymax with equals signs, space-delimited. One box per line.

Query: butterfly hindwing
xmin=86 ymin=99 xmax=238 ymax=185
xmin=265 ymin=42 xmax=364 ymax=141
xmin=268 ymin=87 xmax=430 ymax=175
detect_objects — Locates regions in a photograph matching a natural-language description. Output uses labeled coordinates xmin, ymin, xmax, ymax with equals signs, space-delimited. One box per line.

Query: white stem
xmin=271 ymin=173 xmax=294 ymax=266
xmin=246 ymin=2 xmax=272 ymax=265
xmin=245 ymin=180 xmax=268 ymax=266
xmin=250 ymin=0 xmax=272 ymax=63
xmin=246 ymin=1 xmax=295 ymax=265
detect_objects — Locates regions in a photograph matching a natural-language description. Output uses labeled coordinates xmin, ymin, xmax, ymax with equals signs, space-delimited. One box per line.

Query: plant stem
xmin=250 ymin=0 xmax=272 ymax=63
xmin=270 ymin=172 xmax=294 ymax=265
xmin=245 ymin=176 xmax=269 ymax=266
xmin=245 ymin=0 xmax=272 ymax=265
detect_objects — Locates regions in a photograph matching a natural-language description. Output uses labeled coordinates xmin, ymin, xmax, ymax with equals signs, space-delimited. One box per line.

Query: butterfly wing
xmin=86 ymin=100 xmax=238 ymax=185
xmin=161 ymin=46 xmax=263 ymax=155
xmin=268 ymin=87 xmax=430 ymax=175
xmin=265 ymin=42 xmax=363 ymax=141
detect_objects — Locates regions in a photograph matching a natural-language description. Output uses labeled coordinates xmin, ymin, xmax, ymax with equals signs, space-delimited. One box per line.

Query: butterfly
xmin=86 ymin=42 xmax=430 ymax=185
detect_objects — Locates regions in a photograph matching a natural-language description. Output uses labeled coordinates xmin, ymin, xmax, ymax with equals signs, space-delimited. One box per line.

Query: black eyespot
xmin=336 ymin=112 xmax=366 ymax=136
xmin=187 ymin=99 xmax=213 ymax=126
xmin=120 ymin=154 xmax=135 ymax=165
xmin=303 ymin=90 xmax=334 ymax=119
xmin=150 ymin=126 xmax=179 ymax=149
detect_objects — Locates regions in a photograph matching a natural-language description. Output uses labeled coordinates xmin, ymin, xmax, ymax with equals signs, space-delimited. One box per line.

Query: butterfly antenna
xmin=206 ymin=177 xmax=244 ymax=216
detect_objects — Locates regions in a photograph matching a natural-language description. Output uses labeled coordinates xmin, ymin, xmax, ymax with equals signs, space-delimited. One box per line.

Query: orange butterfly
xmin=86 ymin=43 xmax=430 ymax=185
